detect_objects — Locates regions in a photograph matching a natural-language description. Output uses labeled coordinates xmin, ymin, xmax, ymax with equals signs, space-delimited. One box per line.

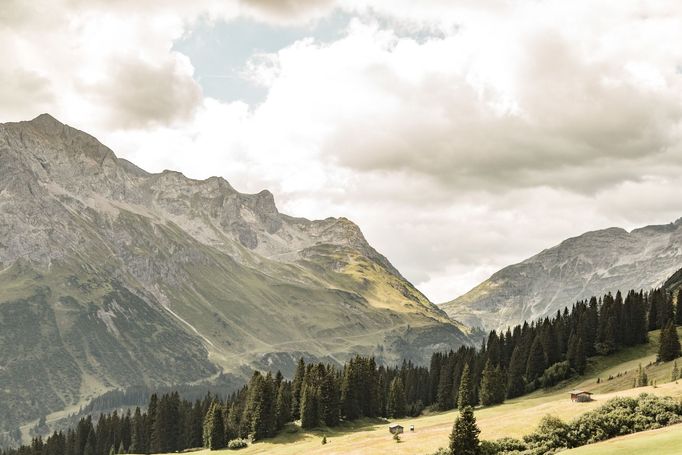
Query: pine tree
xmin=567 ymin=332 xmax=586 ymax=373
xmin=274 ymin=382 xmax=292 ymax=430
xmin=574 ymin=337 xmax=587 ymax=375
xmin=203 ymin=402 xmax=225 ymax=450
xmin=436 ymin=364 xmax=454 ymax=411
xmin=319 ymin=370 xmax=340 ymax=426
xmin=244 ymin=371 xmax=275 ymax=441
xmin=448 ymin=407 xmax=481 ymax=455
xmin=506 ymin=345 xmax=526 ymax=399
xmin=300 ymin=383 xmax=318 ymax=429
xmin=340 ymin=360 xmax=361 ymax=420
xmin=457 ymin=363 xmax=474 ymax=409
xmin=387 ymin=377 xmax=407 ymax=418
xmin=676 ymin=290 xmax=682 ymax=326
xmin=291 ymin=358 xmax=306 ymax=420
xmin=83 ymin=432 xmax=96 ymax=455
xmin=525 ymin=336 xmax=547 ymax=383
xmin=479 ymin=361 xmax=505 ymax=406
xmin=658 ymin=321 xmax=682 ymax=362
xmin=145 ymin=395 xmax=157 ymax=454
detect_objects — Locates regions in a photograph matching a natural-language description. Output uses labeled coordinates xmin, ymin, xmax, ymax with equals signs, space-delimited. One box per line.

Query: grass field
xmin=174 ymin=329 xmax=682 ymax=455
xmin=564 ymin=423 xmax=682 ymax=454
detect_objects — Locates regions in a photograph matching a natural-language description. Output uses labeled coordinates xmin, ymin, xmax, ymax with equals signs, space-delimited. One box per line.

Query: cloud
xmin=240 ymin=0 xmax=336 ymax=24
xmin=3 ymin=0 xmax=682 ymax=303
xmin=244 ymin=14 xmax=682 ymax=194
xmin=0 ymin=68 xmax=55 ymax=119
xmin=87 ymin=56 xmax=202 ymax=128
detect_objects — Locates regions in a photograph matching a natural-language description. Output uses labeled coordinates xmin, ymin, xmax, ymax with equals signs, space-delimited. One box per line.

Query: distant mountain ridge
xmin=0 ymin=114 xmax=469 ymax=430
xmin=442 ymin=220 xmax=682 ymax=330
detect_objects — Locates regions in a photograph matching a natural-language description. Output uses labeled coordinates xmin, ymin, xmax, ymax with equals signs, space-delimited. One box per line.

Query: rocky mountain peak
xmin=443 ymin=219 xmax=682 ymax=330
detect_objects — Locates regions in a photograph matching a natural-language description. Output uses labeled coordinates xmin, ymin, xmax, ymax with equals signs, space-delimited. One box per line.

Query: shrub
xmin=540 ymin=362 xmax=573 ymax=388
xmin=513 ymin=394 xmax=682 ymax=454
xmin=523 ymin=415 xmax=575 ymax=452
xmin=480 ymin=437 xmax=527 ymax=454
xmin=227 ymin=439 xmax=248 ymax=450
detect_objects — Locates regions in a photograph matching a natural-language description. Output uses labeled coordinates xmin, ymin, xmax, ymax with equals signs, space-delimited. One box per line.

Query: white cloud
xmin=3 ymin=0 xmax=682 ymax=302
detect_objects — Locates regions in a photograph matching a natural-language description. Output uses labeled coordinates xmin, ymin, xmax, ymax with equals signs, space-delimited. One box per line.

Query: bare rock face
xmin=442 ymin=221 xmax=682 ymax=330
xmin=0 ymin=114 xmax=469 ymax=430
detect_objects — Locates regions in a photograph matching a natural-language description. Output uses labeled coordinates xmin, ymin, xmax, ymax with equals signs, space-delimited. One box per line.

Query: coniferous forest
xmin=4 ymin=288 xmax=680 ymax=455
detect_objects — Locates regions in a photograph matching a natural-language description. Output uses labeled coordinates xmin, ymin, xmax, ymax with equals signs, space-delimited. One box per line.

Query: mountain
xmin=0 ymin=114 xmax=469 ymax=430
xmin=442 ymin=221 xmax=682 ymax=330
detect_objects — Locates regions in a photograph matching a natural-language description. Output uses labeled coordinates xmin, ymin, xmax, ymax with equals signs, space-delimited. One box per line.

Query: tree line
xmin=4 ymin=287 xmax=680 ymax=455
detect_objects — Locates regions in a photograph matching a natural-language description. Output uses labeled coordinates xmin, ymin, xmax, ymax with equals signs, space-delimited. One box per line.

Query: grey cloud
xmin=0 ymin=68 xmax=55 ymax=120
xmin=321 ymin=30 xmax=682 ymax=194
xmin=87 ymin=57 xmax=202 ymax=129
xmin=240 ymin=0 xmax=336 ymax=23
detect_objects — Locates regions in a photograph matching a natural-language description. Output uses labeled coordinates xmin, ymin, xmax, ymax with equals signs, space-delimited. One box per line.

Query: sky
xmin=2 ymin=0 xmax=682 ymax=303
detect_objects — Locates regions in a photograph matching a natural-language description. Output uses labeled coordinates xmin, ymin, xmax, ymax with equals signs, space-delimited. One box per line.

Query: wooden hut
xmin=389 ymin=424 xmax=404 ymax=435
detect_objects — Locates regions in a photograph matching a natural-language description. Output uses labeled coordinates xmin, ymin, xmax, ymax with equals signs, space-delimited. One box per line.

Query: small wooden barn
xmin=389 ymin=424 xmax=404 ymax=435
xmin=569 ymin=390 xmax=593 ymax=402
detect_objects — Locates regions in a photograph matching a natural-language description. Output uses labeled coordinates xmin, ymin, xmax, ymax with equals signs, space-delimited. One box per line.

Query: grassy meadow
xmin=161 ymin=328 xmax=682 ymax=455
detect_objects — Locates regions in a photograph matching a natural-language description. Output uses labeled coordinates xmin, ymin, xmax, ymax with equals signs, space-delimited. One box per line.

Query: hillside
xmin=564 ymin=424 xmax=682 ymax=454
xmin=172 ymin=328 xmax=682 ymax=454
xmin=442 ymin=223 xmax=682 ymax=330
xmin=0 ymin=114 xmax=469 ymax=430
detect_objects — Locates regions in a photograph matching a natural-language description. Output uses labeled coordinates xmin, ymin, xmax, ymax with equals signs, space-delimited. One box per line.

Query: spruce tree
xmin=506 ymin=345 xmax=526 ymax=399
xmin=457 ymin=363 xmax=474 ymax=409
xmin=340 ymin=360 xmax=361 ymax=420
xmin=291 ymin=358 xmax=306 ymax=420
xmin=203 ymin=403 xmax=225 ymax=450
xmin=387 ymin=377 xmax=407 ymax=418
xmin=319 ymin=371 xmax=340 ymax=426
xmin=436 ymin=364 xmax=454 ymax=411
xmin=658 ymin=321 xmax=682 ymax=362
xmin=245 ymin=371 xmax=274 ymax=441
xmin=448 ymin=406 xmax=481 ymax=455
xmin=274 ymin=382 xmax=292 ymax=430
xmin=479 ymin=361 xmax=505 ymax=406
xmin=300 ymin=383 xmax=318 ymax=429
xmin=525 ymin=336 xmax=546 ymax=383
xmin=676 ymin=290 xmax=682 ymax=326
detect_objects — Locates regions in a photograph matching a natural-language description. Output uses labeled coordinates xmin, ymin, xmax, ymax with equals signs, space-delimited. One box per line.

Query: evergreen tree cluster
xmin=4 ymin=286 xmax=673 ymax=455
xmin=430 ymin=289 xmax=655 ymax=412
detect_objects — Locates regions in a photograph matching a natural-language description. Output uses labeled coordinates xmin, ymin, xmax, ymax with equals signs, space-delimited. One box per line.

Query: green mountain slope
xmin=0 ymin=114 xmax=470 ymax=430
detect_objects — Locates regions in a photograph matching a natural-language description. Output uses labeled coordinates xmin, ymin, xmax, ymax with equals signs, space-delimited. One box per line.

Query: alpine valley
xmin=442 ymin=221 xmax=682 ymax=330
xmin=0 ymin=115 xmax=470 ymax=430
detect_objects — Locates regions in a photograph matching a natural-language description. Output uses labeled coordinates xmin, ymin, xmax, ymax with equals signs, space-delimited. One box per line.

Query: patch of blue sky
xmin=173 ymin=10 xmax=352 ymax=105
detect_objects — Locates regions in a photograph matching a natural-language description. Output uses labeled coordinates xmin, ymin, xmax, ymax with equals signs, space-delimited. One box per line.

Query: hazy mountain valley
xmin=0 ymin=115 xmax=469 ymax=430
xmin=443 ymin=222 xmax=682 ymax=331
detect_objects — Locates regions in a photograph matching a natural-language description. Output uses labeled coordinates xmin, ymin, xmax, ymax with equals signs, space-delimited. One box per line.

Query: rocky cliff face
xmin=442 ymin=221 xmax=682 ymax=330
xmin=0 ymin=114 xmax=469 ymax=430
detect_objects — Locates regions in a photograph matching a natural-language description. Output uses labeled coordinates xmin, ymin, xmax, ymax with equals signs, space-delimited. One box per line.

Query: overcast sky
xmin=3 ymin=0 xmax=682 ymax=302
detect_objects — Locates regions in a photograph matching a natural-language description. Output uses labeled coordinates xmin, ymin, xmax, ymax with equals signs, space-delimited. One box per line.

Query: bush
xmin=523 ymin=415 xmax=575 ymax=453
xmin=227 ymin=439 xmax=248 ymax=450
xmin=539 ymin=361 xmax=573 ymax=388
xmin=482 ymin=394 xmax=682 ymax=454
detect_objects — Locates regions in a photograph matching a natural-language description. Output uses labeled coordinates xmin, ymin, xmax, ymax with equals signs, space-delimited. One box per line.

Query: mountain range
xmin=442 ymin=220 xmax=682 ymax=330
xmin=0 ymin=114 xmax=469 ymax=430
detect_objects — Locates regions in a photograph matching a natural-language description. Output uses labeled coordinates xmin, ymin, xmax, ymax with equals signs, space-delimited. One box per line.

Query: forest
xmin=3 ymin=287 xmax=680 ymax=455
